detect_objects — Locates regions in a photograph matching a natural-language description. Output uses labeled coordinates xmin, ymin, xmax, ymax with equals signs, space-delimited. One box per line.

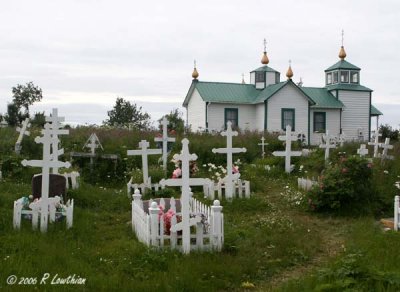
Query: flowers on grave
xmin=203 ymin=159 xmax=241 ymax=182
xmin=18 ymin=195 xmax=67 ymax=221
xmin=172 ymin=168 xmax=182 ymax=179
xmin=170 ymin=158 xmax=198 ymax=178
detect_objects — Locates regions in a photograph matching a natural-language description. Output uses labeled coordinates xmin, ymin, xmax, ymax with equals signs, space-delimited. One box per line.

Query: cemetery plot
xmin=319 ymin=130 xmax=336 ymax=162
xmin=272 ymin=125 xmax=302 ymax=173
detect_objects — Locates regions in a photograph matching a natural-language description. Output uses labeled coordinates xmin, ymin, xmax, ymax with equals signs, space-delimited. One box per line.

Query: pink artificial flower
xmin=341 ymin=168 xmax=348 ymax=174
xmin=232 ymin=165 xmax=239 ymax=174
xmin=158 ymin=205 xmax=164 ymax=219
xmin=172 ymin=168 xmax=182 ymax=179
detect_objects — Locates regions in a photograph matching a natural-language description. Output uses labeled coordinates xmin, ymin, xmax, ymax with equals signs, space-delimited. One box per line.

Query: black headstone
xmin=32 ymin=174 xmax=67 ymax=202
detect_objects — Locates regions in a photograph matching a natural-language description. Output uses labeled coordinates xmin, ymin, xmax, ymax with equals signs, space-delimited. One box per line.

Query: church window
xmin=350 ymin=71 xmax=359 ymax=83
xmin=281 ymin=108 xmax=295 ymax=131
xmin=255 ymin=72 xmax=265 ymax=82
xmin=224 ymin=108 xmax=238 ymax=129
xmin=326 ymin=73 xmax=332 ymax=84
xmin=313 ymin=112 xmax=326 ymax=132
xmin=333 ymin=71 xmax=338 ymax=83
xmin=340 ymin=71 xmax=349 ymax=83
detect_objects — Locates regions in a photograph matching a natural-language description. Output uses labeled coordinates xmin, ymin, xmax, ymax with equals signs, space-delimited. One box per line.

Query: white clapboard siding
xmin=338 ymin=90 xmax=370 ymax=141
xmin=310 ymin=108 xmax=341 ymax=145
xmin=207 ymin=103 xmax=257 ymax=132
xmin=267 ymin=84 xmax=309 ymax=135
xmin=187 ymin=88 xmax=206 ymax=131
xmin=255 ymin=103 xmax=265 ymax=130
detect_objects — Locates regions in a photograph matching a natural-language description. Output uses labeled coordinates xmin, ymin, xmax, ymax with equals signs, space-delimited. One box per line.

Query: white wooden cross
xmin=154 ymin=116 xmax=176 ymax=173
xmin=379 ymin=138 xmax=394 ymax=160
xmin=338 ymin=132 xmax=346 ymax=147
xmin=272 ymin=125 xmax=302 ymax=173
xmin=84 ymin=133 xmax=103 ymax=155
xmin=15 ymin=118 xmax=31 ymax=154
xmin=127 ymin=140 xmax=162 ymax=185
xmin=368 ymin=131 xmax=381 ymax=158
xmin=159 ymin=138 xmax=199 ymax=254
xmin=319 ymin=130 xmax=336 ymax=161
xmin=357 ymin=144 xmax=369 ymax=157
xmin=258 ymin=137 xmax=268 ymax=158
xmin=46 ymin=109 xmax=69 ymax=174
xmin=212 ymin=121 xmax=246 ymax=199
xmin=21 ymin=123 xmax=71 ymax=232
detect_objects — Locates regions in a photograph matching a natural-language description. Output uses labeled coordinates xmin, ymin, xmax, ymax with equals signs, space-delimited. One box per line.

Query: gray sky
xmin=0 ymin=0 xmax=399 ymax=127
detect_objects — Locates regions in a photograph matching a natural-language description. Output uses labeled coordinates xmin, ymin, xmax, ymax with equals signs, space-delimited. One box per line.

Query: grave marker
xmin=368 ymin=131 xmax=381 ymax=158
xmin=319 ymin=130 xmax=336 ymax=161
xmin=212 ymin=122 xmax=246 ymax=199
xmin=127 ymin=140 xmax=162 ymax=185
xmin=21 ymin=123 xmax=71 ymax=232
xmin=379 ymin=138 xmax=394 ymax=160
xmin=272 ymin=125 xmax=302 ymax=173
xmin=258 ymin=137 xmax=268 ymax=158
xmin=357 ymin=144 xmax=369 ymax=157
xmin=15 ymin=118 xmax=31 ymax=154
xmin=154 ymin=116 xmax=176 ymax=174
xmin=338 ymin=132 xmax=346 ymax=147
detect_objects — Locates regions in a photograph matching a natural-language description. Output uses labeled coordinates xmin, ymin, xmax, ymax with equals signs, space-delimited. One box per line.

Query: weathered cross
xmin=319 ymin=130 xmax=336 ymax=161
xmin=368 ymin=131 xmax=381 ymax=158
xmin=212 ymin=122 xmax=246 ymax=199
xmin=46 ymin=108 xmax=69 ymax=174
xmin=84 ymin=133 xmax=103 ymax=155
xmin=379 ymin=138 xmax=394 ymax=160
xmin=127 ymin=140 xmax=162 ymax=185
xmin=258 ymin=136 xmax=268 ymax=158
xmin=357 ymin=144 xmax=369 ymax=157
xmin=272 ymin=125 xmax=302 ymax=173
xmin=154 ymin=116 xmax=175 ymax=174
xmin=15 ymin=118 xmax=31 ymax=154
xmin=21 ymin=123 xmax=71 ymax=232
xmin=159 ymin=138 xmax=200 ymax=254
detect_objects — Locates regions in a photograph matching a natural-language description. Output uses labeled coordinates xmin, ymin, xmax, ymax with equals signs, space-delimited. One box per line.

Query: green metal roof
xmin=250 ymin=65 xmax=279 ymax=73
xmin=326 ymin=83 xmax=372 ymax=92
xmin=300 ymin=87 xmax=344 ymax=109
xmin=371 ymin=104 xmax=383 ymax=116
xmin=325 ymin=60 xmax=361 ymax=71
xmin=252 ymin=82 xmax=287 ymax=103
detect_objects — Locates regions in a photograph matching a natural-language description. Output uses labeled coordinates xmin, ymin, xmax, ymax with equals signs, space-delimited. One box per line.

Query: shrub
xmin=307 ymin=155 xmax=376 ymax=215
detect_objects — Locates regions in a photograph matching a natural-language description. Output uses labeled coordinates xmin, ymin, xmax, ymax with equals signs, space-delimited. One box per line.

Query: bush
xmin=307 ymin=155 xmax=376 ymax=215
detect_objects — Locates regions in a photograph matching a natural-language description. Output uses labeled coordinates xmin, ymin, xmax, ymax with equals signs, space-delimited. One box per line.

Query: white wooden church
xmin=183 ymin=41 xmax=382 ymax=145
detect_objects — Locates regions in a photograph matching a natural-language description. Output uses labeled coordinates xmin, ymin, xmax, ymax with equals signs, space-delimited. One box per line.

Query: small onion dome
xmin=286 ymin=65 xmax=293 ymax=79
xmin=192 ymin=67 xmax=199 ymax=79
xmin=339 ymin=46 xmax=347 ymax=60
xmin=261 ymin=51 xmax=269 ymax=64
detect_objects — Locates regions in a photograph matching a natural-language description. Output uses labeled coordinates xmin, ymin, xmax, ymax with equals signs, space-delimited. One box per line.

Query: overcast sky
xmin=0 ymin=0 xmax=399 ymax=127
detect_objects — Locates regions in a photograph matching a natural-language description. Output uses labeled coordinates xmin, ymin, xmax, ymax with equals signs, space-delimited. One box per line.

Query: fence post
xmin=211 ymin=200 xmax=223 ymax=251
xmin=245 ymin=181 xmax=250 ymax=198
xmin=66 ymin=199 xmax=74 ymax=229
xmin=13 ymin=201 xmax=22 ymax=229
xmin=149 ymin=201 xmax=160 ymax=247
xmin=395 ymin=196 xmax=399 ymax=231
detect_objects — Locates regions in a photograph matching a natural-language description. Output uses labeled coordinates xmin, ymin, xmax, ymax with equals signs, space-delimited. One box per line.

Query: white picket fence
xmin=394 ymin=196 xmax=400 ymax=231
xmin=297 ymin=177 xmax=318 ymax=191
xmin=13 ymin=196 xmax=74 ymax=230
xmin=63 ymin=171 xmax=80 ymax=190
xmin=205 ymin=179 xmax=251 ymax=200
xmin=127 ymin=177 xmax=164 ymax=197
xmin=131 ymin=190 xmax=224 ymax=252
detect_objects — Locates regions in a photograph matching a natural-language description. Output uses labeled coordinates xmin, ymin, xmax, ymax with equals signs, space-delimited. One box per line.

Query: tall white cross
xmin=379 ymin=138 xmax=394 ymax=160
xmin=272 ymin=125 xmax=302 ymax=173
xmin=159 ymin=138 xmax=199 ymax=254
xmin=127 ymin=140 xmax=162 ymax=184
xmin=46 ymin=108 xmax=69 ymax=174
xmin=357 ymin=144 xmax=369 ymax=157
xmin=15 ymin=118 xmax=31 ymax=154
xmin=154 ymin=117 xmax=176 ymax=173
xmin=258 ymin=137 xmax=268 ymax=158
xmin=368 ymin=131 xmax=381 ymax=158
xmin=21 ymin=123 xmax=71 ymax=232
xmin=319 ymin=130 xmax=336 ymax=161
xmin=84 ymin=133 xmax=103 ymax=155
xmin=212 ymin=122 xmax=246 ymax=199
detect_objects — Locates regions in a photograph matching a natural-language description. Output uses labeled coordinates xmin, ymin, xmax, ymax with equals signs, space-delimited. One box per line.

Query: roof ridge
xmin=197 ymin=81 xmax=252 ymax=86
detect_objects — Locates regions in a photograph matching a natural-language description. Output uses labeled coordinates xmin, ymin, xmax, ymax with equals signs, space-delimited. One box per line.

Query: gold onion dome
xmin=192 ymin=67 xmax=199 ymax=79
xmin=286 ymin=65 xmax=293 ymax=79
xmin=339 ymin=46 xmax=347 ymax=60
xmin=261 ymin=52 xmax=269 ymax=64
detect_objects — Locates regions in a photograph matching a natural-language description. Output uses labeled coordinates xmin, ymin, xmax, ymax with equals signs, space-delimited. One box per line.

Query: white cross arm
xmin=212 ymin=147 xmax=247 ymax=154
xmin=170 ymin=216 xmax=202 ymax=232
xmin=380 ymin=143 xmax=394 ymax=150
xmin=272 ymin=151 xmax=302 ymax=157
xmin=16 ymin=127 xmax=30 ymax=136
xmin=21 ymin=159 xmax=71 ymax=169
xmin=127 ymin=149 xmax=162 ymax=156
xmin=159 ymin=178 xmax=209 ymax=187
xmin=173 ymin=152 xmax=197 ymax=162
xmin=53 ymin=148 xmax=65 ymax=157
xmin=35 ymin=136 xmax=59 ymax=145
xmin=278 ymin=135 xmax=298 ymax=142
xmin=49 ymin=129 xmax=69 ymax=135
xmin=319 ymin=144 xmax=336 ymax=149
xmin=154 ymin=137 xmax=176 ymax=143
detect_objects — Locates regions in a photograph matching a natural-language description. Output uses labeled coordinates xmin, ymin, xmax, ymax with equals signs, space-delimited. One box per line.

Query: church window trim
xmin=333 ymin=71 xmax=339 ymax=83
xmin=340 ymin=70 xmax=349 ymax=83
xmin=255 ymin=71 xmax=265 ymax=82
xmin=224 ymin=108 xmax=239 ymax=129
xmin=326 ymin=73 xmax=332 ymax=85
xmin=350 ymin=71 xmax=359 ymax=84
xmin=281 ymin=108 xmax=295 ymax=131
xmin=313 ymin=112 xmax=326 ymax=133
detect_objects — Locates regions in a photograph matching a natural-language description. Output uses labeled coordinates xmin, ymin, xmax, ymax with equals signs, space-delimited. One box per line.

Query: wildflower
xmin=241 ymin=281 xmax=255 ymax=289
